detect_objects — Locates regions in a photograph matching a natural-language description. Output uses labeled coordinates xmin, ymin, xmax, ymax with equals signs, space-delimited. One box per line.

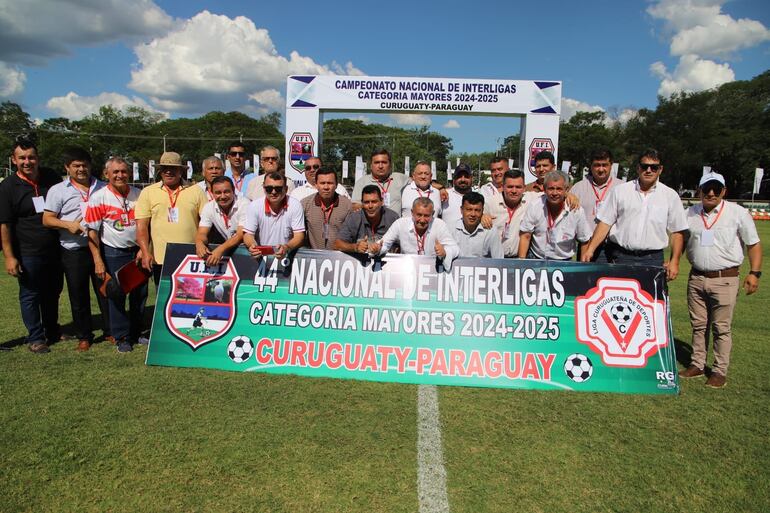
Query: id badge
xmin=382 ymin=192 xmax=391 ymax=207
xmin=32 ymin=196 xmax=45 ymax=213
xmin=167 ymin=207 xmax=179 ymax=223
xmin=323 ymin=223 xmax=329 ymax=241
xmin=120 ymin=213 xmax=130 ymax=225
xmin=700 ymin=229 xmax=715 ymax=247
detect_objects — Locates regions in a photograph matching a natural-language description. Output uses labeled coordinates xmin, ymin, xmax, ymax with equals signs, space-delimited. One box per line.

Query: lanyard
xmin=70 ymin=178 xmax=94 ymax=203
xmin=206 ymin=188 xmax=214 ymax=201
xmin=16 ymin=171 xmax=40 ymax=196
xmin=414 ymin=229 xmax=427 ymax=255
xmin=218 ymin=204 xmax=233 ymax=229
xmin=590 ymin=178 xmax=612 ymax=203
xmin=232 ymin=174 xmax=244 ymax=192
xmin=546 ymin=204 xmax=564 ymax=243
xmin=108 ymin=185 xmax=131 ymax=215
xmin=163 ymin=184 xmax=182 ymax=208
xmin=417 ymin=187 xmax=432 ymax=198
xmin=377 ymin=178 xmax=392 ymax=194
xmin=700 ymin=203 xmax=724 ymax=230
xmin=320 ymin=201 xmax=335 ymax=226
xmin=504 ymin=204 xmax=519 ymax=233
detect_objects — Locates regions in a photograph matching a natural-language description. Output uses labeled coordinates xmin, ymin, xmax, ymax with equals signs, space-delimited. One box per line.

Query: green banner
xmin=146 ymin=244 xmax=679 ymax=395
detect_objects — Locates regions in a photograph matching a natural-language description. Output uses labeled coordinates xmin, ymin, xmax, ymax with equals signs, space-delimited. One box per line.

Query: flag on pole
xmin=447 ymin=161 xmax=453 ymax=181
xmin=508 ymin=158 xmax=514 ymax=169
xmin=405 ymin=156 xmax=410 ymax=174
xmin=355 ymin=156 xmax=364 ymax=180
xmin=754 ymin=168 xmax=764 ymax=194
xmin=132 ymin=162 xmax=140 ymax=181
xmin=148 ymin=160 xmax=155 ymax=182
xmin=431 ymin=161 xmax=437 ymax=180
xmin=186 ymin=161 xmax=193 ymax=180
xmin=342 ymin=161 xmax=349 ymax=179
xmin=561 ymin=161 xmax=571 ymax=174
xmin=611 ymin=163 xmax=619 ymax=178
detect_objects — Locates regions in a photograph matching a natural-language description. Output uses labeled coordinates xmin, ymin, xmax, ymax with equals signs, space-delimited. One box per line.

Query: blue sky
xmin=1 ymin=0 xmax=768 ymax=154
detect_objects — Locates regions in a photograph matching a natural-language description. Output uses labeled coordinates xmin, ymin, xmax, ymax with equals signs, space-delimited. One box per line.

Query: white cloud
xmin=443 ymin=119 xmax=460 ymax=129
xmin=389 ymin=113 xmax=431 ymax=126
xmin=0 ymin=0 xmax=173 ymax=64
xmin=650 ymin=55 xmax=734 ymax=97
xmin=46 ymin=91 xmax=166 ymax=120
xmin=352 ymin=115 xmax=371 ymax=124
xmin=560 ymin=97 xmax=604 ymax=121
xmin=615 ymin=108 xmax=638 ymax=125
xmin=0 ymin=62 xmax=26 ymax=98
xmin=648 ymin=0 xmax=770 ymax=58
xmin=128 ymin=11 xmax=363 ymax=114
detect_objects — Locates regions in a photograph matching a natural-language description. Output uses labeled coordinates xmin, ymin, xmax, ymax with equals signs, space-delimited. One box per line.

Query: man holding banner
xmin=680 ymin=172 xmax=762 ymax=388
xmin=334 ymin=184 xmax=399 ymax=254
xmin=195 ymin=176 xmax=248 ymax=266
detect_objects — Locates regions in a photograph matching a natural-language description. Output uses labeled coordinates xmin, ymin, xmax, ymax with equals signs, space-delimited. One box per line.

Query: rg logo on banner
xmin=165 ymin=255 xmax=240 ymax=350
xmin=574 ymin=278 xmax=668 ymax=367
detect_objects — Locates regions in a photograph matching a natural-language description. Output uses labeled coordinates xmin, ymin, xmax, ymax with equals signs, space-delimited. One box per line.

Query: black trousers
xmin=61 ymin=246 xmax=110 ymax=340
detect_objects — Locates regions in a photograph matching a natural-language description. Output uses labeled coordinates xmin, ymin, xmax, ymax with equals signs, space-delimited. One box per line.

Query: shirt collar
xmin=313 ymin=192 xmax=339 ymax=208
xmin=264 ymin=197 xmax=288 ymax=215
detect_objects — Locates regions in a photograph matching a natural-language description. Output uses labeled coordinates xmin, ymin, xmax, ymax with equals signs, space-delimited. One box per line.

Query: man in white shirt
xmin=488 ymin=170 xmax=540 ymax=257
xmin=451 ymin=191 xmax=503 ymax=258
xmin=196 ymin=176 xmax=249 ymax=266
xmin=518 ymin=171 xmax=591 ymax=260
xmin=581 ymin=149 xmax=688 ymax=279
xmin=400 ymin=161 xmax=442 ymax=218
xmin=197 ymin=156 xmax=225 ymax=201
xmin=480 ymin=157 xmax=507 ymax=202
xmin=351 ymin=149 xmax=409 ymax=215
xmin=241 ymin=172 xmax=305 ymax=259
xmin=290 ymin=156 xmax=349 ymax=201
xmin=679 ymin=172 xmax=762 ymax=388
xmin=441 ymin=162 xmax=474 ymax=229
xmin=570 ymin=149 xmax=621 ymax=261
xmin=372 ymin=197 xmax=459 ymax=269
xmin=245 ymin=146 xmax=296 ymax=200
xmin=43 ymin=146 xmax=108 ymax=351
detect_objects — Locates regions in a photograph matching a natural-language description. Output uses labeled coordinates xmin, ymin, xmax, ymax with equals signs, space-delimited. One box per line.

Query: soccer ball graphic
xmin=610 ymin=303 xmax=633 ymax=324
xmin=227 ymin=336 xmax=253 ymax=364
xmin=564 ymin=353 xmax=593 ymax=383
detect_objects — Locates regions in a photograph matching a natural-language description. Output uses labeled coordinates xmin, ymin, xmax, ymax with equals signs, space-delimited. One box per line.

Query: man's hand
xmin=206 ymin=247 xmax=225 ymax=267
xmin=351 ymin=202 xmax=363 ymax=212
xmin=5 ymin=256 xmax=21 ymax=277
xmin=665 ymin=259 xmax=679 ymax=281
xmin=744 ymin=274 xmax=759 ymax=295
xmin=439 ymin=188 xmax=449 ymax=203
xmin=580 ymin=248 xmax=594 ymax=263
xmin=435 ymin=240 xmax=446 ymax=259
xmin=565 ymin=192 xmax=581 ymax=211
xmin=355 ymin=238 xmax=368 ymax=254
xmin=141 ymin=252 xmax=155 ymax=272
xmin=67 ymin=219 xmax=85 ymax=235
xmin=248 ymin=244 xmax=263 ymax=260
xmin=481 ymin=214 xmax=495 ymax=230
xmin=195 ymin=242 xmax=211 ymax=260
xmin=93 ymin=259 xmax=106 ymax=280
xmin=274 ymin=244 xmax=288 ymax=259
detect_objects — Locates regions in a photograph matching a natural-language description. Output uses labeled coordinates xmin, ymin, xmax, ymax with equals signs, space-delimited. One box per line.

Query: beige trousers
xmin=687 ymin=274 xmax=740 ymax=376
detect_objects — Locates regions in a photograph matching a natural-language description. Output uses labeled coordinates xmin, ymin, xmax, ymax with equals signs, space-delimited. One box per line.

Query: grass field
xmin=1 ymin=224 xmax=769 ymax=513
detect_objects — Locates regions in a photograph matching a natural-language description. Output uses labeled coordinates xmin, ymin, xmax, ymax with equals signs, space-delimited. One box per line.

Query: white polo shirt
xmin=597 ymin=179 xmax=688 ymax=251
xmin=199 ymin=197 xmax=250 ymax=240
xmin=685 ymin=200 xmax=760 ymax=272
xmin=487 ymin=192 xmax=540 ymax=257
xmin=84 ymin=184 xmax=141 ymax=249
xmin=519 ymin=196 xmax=591 ymax=260
xmin=440 ymin=187 xmax=467 ymax=229
xmin=379 ymin=217 xmax=460 ymax=268
xmin=44 ymin=177 xmax=105 ymax=250
xmin=400 ymin=184 xmax=442 ymax=218
xmin=570 ymin=176 xmax=622 ymax=231
xmin=479 ymin=182 xmax=501 ymax=204
xmin=240 ymin=196 xmax=305 ymax=246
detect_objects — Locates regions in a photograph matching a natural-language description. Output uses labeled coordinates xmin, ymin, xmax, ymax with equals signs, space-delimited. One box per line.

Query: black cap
xmin=454 ymin=163 xmax=472 ymax=176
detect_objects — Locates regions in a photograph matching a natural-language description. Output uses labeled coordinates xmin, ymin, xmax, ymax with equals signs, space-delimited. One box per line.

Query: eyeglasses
xmin=261 ymin=156 xmax=279 ymax=162
xmin=264 ymin=185 xmax=284 ymax=194
xmin=639 ymin=163 xmax=661 ymax=171
xmin=305 ymin=164 xmax=321 ymax=171
xmin=229 ymin=151 xmax=245 ymax=157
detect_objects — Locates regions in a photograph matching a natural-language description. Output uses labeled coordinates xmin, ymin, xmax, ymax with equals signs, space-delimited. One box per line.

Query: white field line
xmin=417 ymin=385 xmax=450 ymax=513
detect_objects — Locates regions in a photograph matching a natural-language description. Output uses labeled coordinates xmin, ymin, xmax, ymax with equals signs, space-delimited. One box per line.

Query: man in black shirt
xmin=0 ymin=139 xmax=63 ymax=353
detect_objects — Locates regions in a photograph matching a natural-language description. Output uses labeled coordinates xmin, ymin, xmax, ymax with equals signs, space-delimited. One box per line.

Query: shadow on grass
xmin=675 ymin=337 xmax=693 ymax=367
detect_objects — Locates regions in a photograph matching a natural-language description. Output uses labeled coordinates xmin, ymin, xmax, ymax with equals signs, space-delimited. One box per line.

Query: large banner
xmin=147 ymin=245 xmax=679 ymax=395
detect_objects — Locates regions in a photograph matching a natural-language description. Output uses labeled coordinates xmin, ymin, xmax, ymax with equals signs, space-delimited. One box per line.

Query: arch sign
xmin=284 ymin=75 xmax=561 ymax=183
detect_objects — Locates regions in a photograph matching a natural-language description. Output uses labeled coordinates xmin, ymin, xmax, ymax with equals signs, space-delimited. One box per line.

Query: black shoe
xmin=29 ymin=342 xmax=50 ymax=354
xmin=117 ymin=340 xmax=133 ymax=353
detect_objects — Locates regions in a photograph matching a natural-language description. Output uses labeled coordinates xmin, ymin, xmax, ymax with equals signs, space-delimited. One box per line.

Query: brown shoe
xmin=76 ymin=340 xmax=91 ymax=352
xmin=104 ymin=335 xmax=116 ymax=345
xmin=29 ymin=342 xmax=50 ymax=354
xmin=705 ymin=373 xmax=727 ymax=388
xmin=678 ymin=365 xmax=704 ymax=378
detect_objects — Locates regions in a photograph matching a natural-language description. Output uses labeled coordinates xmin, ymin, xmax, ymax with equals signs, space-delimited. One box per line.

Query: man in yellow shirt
xmin=136 ymin=151 xmax=206 ymax=285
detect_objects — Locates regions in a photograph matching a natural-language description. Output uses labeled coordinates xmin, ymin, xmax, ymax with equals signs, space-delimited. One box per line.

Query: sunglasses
xmin=261 ymin=156 xmax=279 ymax=162
xmin=639 ymin=163 xmax=661 ymax=171
xmin=264 ymin=185 xmax=284 ymax=194
xmin=305 ymin=164 xmax=321 ymax=171
xmin=700 ymin=183 xmax=724 ymax=195
xmin=229 ymin=151 xmax=245 ymax=157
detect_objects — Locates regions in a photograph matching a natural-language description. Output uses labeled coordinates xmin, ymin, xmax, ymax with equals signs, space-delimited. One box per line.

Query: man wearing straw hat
xmin=135 ymin=151 xmax=206 ymax=285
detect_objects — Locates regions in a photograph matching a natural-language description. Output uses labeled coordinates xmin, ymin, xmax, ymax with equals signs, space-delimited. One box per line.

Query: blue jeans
xmin=103 ymin=245 xmax=148 ymax=342
xmin=18 ymin=252 xmax=63 ymax=344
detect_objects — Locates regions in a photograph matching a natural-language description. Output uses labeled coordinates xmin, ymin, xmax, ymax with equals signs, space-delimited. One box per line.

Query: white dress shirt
xmin=400 ymin=184 xmax=442 ymax=218
xmin=451 ymin=219 xmax=503 ymax=258
xmin=486 ymin=192 xmax=540 ymax=257
xmin=570 ymin=176 xmax=622 ymax=231
xmin=379 ymin=217 xmax=460 ymax=269
xmin=519 ymin=196 xmax=591 ymax=260
xmin=685 ymin=200 xmax=760 ymax=271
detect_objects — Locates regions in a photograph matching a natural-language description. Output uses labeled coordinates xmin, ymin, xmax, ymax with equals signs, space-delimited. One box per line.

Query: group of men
xmin=0 ymin=139 xmax=762 ymax=388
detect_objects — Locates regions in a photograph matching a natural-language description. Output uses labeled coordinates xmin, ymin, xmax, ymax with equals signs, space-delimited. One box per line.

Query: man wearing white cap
xmin=679 ymin=171 xmax=762 ymax=388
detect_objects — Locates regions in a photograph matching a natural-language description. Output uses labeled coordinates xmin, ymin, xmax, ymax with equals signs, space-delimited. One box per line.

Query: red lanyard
xmin=546 ymin=204 xmax=564 ymax=243
xmin=320 ymin=201 xmax=335 ymax=226
xmin=206 ymin=188 xmax=214 ymax=201
xmin=108 ymin=185 xmax=130 ymax=215
xmin=163 ymin=185 xmax=182 ymax=208
xmin=417 ymin=187 xmax=432 ymax=198
xmin=590 ymin=178 xmax=612 ymax=203
xmin=16 ymin=171 xmax=40 ymax=196
xmin=504 ymin=204 xmax=519 ymax=232
xmin=70 ymin=178 xmax=93 ymax=203
xmin=377 ymin=178 xmax=392 ymax=194
xmin=219 ymin=206 xmax=232 ymax=229
xmin=700 ymin=203 xmax=724 ymax=230
xmin=414 ymin=229 xmax=427 ymax=255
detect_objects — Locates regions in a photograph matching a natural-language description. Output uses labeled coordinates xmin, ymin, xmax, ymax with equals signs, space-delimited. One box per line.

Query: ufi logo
xmin=574 ymin=278 xmax=668 ymax=368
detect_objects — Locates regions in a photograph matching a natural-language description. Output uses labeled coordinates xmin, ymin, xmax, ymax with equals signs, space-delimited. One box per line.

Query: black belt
xmin=691 ymin=266 xmax=740 ymax=278
xmin=607 ymin=242 xmax=662 ymax=257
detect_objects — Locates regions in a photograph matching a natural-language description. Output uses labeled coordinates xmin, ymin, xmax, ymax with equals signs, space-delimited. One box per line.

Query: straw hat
xmin=158 ymin=151 xmax=187 ymax=169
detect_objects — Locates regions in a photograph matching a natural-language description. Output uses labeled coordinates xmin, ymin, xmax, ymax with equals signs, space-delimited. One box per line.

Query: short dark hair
xmin=361 ymin=184 xmax=382 ymax=199
xmin=638 ymin=148 xmax=661 ymax=164
xmin=315 ymin=167 xmax=337 ymax=182
xmin=12 ymin=136 xmax=37 ymax=154
xmin=590 ymin=149 xmax=613 ymax=163
xmin=461 ymin=191 xmax=485 ymax=207
xmin=264 ymin=172 xmax=286 ymax=186
xmin=489 ymin=156 xmax=507 ymax=166
xmin=503 ymin=169 xmax=525 ymax=182
xmin=228 ymin=141 xmax=248 ymax=153
xmin=371 ymin=149 xmax=391 ymax=162
xmin=210 ymin=176 xmax=234 ymax=190
xmin=63 ymin=147 xmax=92 ymax=166
xmin=534 ymin=151 xmax=555 ymax=164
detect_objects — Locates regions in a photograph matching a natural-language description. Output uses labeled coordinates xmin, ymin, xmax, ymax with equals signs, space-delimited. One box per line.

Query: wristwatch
xmin=749 ymin=270 xmax=762 ymax=278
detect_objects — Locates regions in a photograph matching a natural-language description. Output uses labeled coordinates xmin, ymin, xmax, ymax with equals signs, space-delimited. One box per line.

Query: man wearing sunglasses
xmin=241 ymin=172 xmax=305 ymax=260
xmin=679 ymin=172 xmax=762 ymax=388
xmin=581 ymin=149 xmax=688 ymax=279
xmin=290 ymin=156 xmax=350 ymax=201
xmin=245 ymin=146 xmax=296 ymax=200
xmin=224 ymin=142 xmax=254 ymax=196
